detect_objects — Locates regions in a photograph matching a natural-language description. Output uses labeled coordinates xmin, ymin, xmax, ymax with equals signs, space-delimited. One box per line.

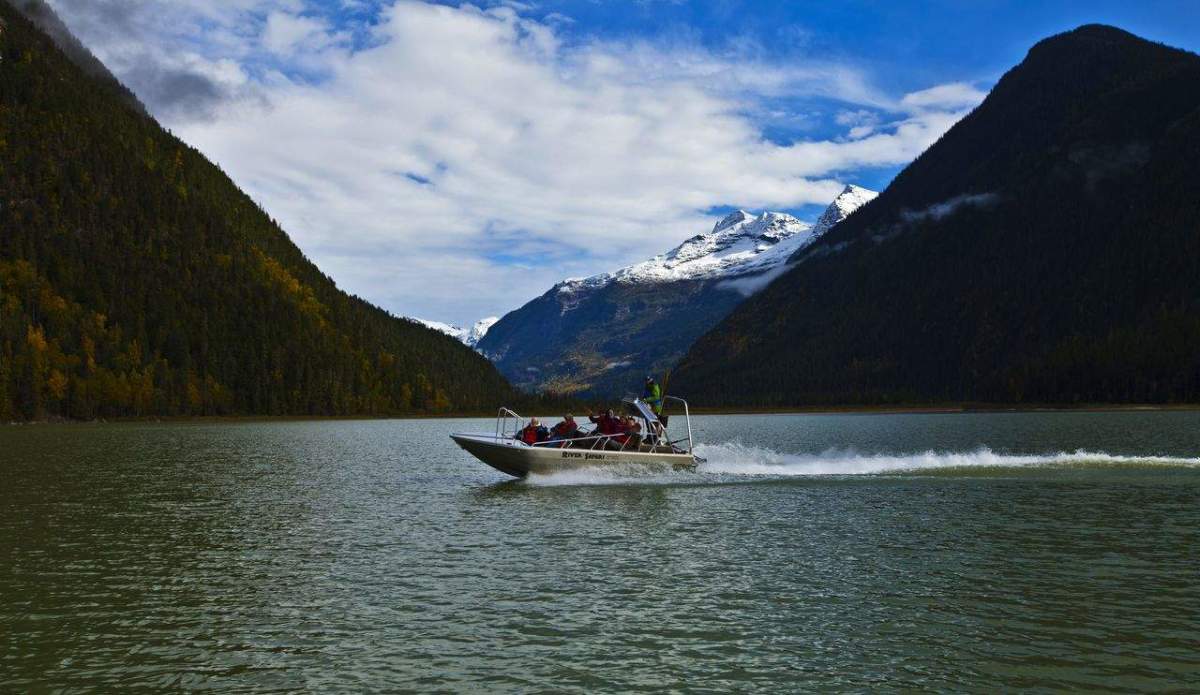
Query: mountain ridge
xmin=672 ymin=24 xmax=1200 ymax=407
xmin=3 ymin=0 xmax=147 ymax=114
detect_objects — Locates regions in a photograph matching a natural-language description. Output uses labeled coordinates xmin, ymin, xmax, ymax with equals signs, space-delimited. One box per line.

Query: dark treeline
xmin=0 ymin=4 xmax=550 ymax=420
xmin=674 ymin=25 xmax=1200 ymax=407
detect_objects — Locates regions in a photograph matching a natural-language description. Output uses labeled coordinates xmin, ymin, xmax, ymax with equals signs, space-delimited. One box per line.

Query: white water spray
xmin=694 ymin=442 xmax=1200 ymax=477
xmin=521 ymin=442 xmax=1200 ymax=486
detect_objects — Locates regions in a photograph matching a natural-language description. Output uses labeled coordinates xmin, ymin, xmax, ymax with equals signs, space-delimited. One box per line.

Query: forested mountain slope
xmin=0 ymin=3 xmax=516 ymax=419
xmin=4 ymin=0 xmax=145 ymax=115
xmin=673 ymin=25 xmax=1200 ymax=407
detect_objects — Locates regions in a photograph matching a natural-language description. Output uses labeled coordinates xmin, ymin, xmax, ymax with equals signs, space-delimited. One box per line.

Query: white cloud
xmin=836 ymin=109 xmax=882 ymax=139
xmin=900 ymin=81 xmax=987 ymax=111
xmin=262 ymin=11 xmax=330 ymax=55
xmin=46 ymin=0 xmax=986 ymax=326
xmin=901 ymin=192 xmax=999 ymax=222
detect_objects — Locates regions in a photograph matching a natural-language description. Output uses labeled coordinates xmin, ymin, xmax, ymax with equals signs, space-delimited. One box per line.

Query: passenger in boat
xmin=588 ymin=409 xmax=620 ymax=433
xmin=547 ymin=415 xmax=579 ymax=447
xmin=588 ymin=409 xmax=624 ymax=449
xmin=517 ymin=418 xmax=549 ymax=445
xmin=611 ymin=417 xmax=629 ymax=447
xmin=621 ymin=415 xmax=643 ymax=448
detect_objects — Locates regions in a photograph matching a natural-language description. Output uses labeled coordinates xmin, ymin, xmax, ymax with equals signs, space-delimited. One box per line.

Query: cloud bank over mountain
xmin=43 ymin=0 xmax=985 ymax=324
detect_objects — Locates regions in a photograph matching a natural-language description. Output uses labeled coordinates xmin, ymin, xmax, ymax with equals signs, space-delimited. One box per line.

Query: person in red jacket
xmin=587 ymin=409 xmax=620 ymax=447
xmin=547 ymin=415 xmax=579 ymax=447
xmin=588 ymin=409 xmax=620 ymax=434
xmin=517 ymin=417 xmax=548 ymax=445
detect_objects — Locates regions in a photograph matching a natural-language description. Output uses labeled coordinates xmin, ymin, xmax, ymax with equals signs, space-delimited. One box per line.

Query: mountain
xmin=466 ymin=317 xmax=500 ymax=347
xmin=476 ymin=185 xmax=876 ymax=396
xmin=672 ymin=25 xmax=1200 ymax=407
xmin=5 ymin=0 xmax=146 ymax=114
xmin=0 ymin=3 xmax=517 ymax=419
xmin=409 ymin=316 xmax=498 ymax=348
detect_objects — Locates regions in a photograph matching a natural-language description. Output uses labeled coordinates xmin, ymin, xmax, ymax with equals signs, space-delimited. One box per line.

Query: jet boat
xmin=451 ymin=396 xmax=703 ymax=478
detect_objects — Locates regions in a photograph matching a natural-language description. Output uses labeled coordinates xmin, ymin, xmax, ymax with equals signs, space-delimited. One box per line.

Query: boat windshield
xmin=623 ymin=397 xmax=660 ymax=425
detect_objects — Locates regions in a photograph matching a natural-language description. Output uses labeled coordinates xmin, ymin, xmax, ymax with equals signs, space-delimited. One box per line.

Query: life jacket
xmin=520 ymin=425 xmax=540 ymax=445
xmin=553 ymin=421 xmax=576 ymax=437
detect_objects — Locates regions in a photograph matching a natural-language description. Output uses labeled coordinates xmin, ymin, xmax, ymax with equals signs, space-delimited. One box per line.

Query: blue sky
xmin=49 ymin=0 xmax=1200 ymax=326
xmin=505 ymin=1 xmax=1200 ymax=74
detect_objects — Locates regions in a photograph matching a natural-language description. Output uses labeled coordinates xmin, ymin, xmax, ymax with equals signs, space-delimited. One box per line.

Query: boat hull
xmin=450 ymin=433 xmax=698 ymax=478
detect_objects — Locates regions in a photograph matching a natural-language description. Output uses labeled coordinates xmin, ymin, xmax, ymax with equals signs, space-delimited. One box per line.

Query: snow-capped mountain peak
xmin=812 ymin=184 xmax=878 ymax=235
xmin=554 ymin=186 xmax=877 ymax=297
xmin=552 ymin=212 xmax=809 ymax=294
xmin=410 ymin=318 xmax=466 ymax=341
xmin=642 ymin=211 xmax=810 ymax=278
xmin=409 ymin=316 xmax=499 ymax=349
xmin=466 ymin=317 xmax=499 ymax=346
xmin=712 ymin=209 xmax=754 ymax=233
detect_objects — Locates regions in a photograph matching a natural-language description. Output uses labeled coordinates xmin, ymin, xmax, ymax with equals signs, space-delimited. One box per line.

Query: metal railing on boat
xmin=494 ymin=397 xmax=695 ymax=455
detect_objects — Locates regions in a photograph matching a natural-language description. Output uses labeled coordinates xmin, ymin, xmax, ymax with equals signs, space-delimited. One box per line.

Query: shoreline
xmin=7 ymin=402 xmax=1200 ymax=426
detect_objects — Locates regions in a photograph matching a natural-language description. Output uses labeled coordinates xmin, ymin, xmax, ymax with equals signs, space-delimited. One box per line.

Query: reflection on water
xmin=3 ymin=412 xmax=1200 ymax=691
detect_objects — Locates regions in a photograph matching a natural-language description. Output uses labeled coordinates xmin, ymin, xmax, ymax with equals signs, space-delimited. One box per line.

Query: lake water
xmin=3 ymin=412 xmax=1199 ymax=691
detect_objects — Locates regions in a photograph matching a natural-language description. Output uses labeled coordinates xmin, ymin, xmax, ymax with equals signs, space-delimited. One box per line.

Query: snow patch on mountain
xmin=812 ymin=184 xmax=878 ymax=234
xmin=410 ymin=318 xmax=467 ymax=341
xmin=553 ymin=184 xmax=878 ymax=302
xmin=466 ymin=317 xmax=500 ymax=346
xmin=409 ymin=316 xmax=499 ymax=348
xmin=718 ymin=184 xmax=878 ymax=295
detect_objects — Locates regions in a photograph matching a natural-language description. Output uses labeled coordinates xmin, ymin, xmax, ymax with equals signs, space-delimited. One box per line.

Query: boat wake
xmin=521 ymin=442 xmax=1200 ymax=486
xmin=695 ymin=442 xmax=1200 ymax=476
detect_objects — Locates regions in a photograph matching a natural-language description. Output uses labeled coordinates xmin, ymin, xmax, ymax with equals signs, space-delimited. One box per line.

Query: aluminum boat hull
xmin=450 ymin=433 xmax=699 ymax=478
